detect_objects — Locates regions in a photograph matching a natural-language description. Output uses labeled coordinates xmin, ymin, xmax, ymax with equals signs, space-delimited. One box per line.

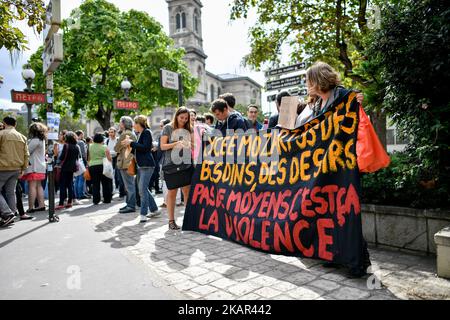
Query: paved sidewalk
xmin=0 ymin=200 xmax=177 ymax=300
xmin=88 ymin=194 xmax=450 ymax=300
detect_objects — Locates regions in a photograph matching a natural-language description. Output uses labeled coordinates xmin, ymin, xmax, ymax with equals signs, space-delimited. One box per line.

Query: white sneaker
xmin=73 ymin=199 xmax=82 ymax=205
xmin=139 ymin=215 xmax=148 ymax=223
xmin=147 ymin=210 xmax=162 ymax=218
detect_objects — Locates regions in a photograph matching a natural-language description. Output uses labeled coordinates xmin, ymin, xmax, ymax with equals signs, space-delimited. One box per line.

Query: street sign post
xmin=11 ymin=91 xmax=46 ymax=104
xmin=113 ymin=99 xmax=139 ymax=110
xmin=43 ymin=0 xmax=61 ymax=43
xmin=265 ymin=62 xmax=306 ymax=77
xmin=42 ymin=33 xmax=63 ymax=75
xmin=160 ymin=69 xmax=183 ymax=107
xmin=266 ymin=74 xmax=306 ymax=91
xmin=43 ymin=0 xmax=62 ymax=223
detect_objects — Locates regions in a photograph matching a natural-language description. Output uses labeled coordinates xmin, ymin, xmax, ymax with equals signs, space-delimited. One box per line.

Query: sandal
xmin=169 ymin=220 xmax=180 ymax=230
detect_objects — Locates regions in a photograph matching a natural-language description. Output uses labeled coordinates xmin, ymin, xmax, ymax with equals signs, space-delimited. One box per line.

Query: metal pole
xmin=46 ymin=73 xmax=58 ymax=223
xmin=178 ymin=73 xmax=183 ymax=107
xmin=25 ymin=81 xmax=33 ymax=127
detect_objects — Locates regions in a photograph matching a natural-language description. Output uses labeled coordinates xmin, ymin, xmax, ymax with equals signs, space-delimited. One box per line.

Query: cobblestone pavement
xmin=86 ymin=195 xmax=450 ymax=300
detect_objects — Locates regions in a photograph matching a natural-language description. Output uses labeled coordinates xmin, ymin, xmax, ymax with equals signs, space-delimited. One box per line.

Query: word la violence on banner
xmin=183 ymin=91 xmax=368 ymax=270
xmin=113 ymin=99 xmax=139 ymax=110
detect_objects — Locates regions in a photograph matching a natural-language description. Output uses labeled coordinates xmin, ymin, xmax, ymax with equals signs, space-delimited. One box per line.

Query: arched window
xmin=176 ymin=13 xmax=181 ymax=30
xmin=210 ymin=84 xmax=215 ymax=100
xmin=218 ymin=87 xmax=221 ymax=96
xmin=181 ymin=12 xmax=186 ymax=29
xmin=194 ymin=14 xmax=199 ymax=33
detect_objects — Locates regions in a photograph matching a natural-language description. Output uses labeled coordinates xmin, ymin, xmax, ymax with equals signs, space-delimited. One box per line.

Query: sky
xmin=0 ymin=0 xmax=282 ymax=114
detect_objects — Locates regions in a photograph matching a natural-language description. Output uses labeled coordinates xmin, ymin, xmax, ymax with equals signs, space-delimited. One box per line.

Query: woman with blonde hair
xmin=122 ymin=115 xmax=161 ymax=223
xmin=160 ymin=107 xmax=194 ymax=230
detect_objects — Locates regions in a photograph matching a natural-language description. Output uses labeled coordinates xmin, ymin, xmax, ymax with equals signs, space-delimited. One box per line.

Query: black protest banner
xmin=183 ymin=91 xmax=366 ymax=270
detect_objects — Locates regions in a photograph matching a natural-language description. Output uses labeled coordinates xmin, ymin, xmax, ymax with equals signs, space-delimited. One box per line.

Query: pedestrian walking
xmin=122 ymin=115 xmax=161 ymax=223
xmin=0 ymin=116 xmax=30 ymax=227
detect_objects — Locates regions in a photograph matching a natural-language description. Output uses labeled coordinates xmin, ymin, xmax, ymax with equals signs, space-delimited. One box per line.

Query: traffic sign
xmin=266 ymin=75 xmax=306 ymax=91
xmin=43 ymin=0 xmax=61 ymax=43
xmin=160 ymin=69 xmax=180 ymax=90
xmin=42 ymin=33 xmax=63 ymax=75
xmin=11 ymin=91 xmax=46 ymax=104
xmin=265 ymin=62 xmax=306 ymax=77
xmin=113 ymin=99 xmax=139 ymax=110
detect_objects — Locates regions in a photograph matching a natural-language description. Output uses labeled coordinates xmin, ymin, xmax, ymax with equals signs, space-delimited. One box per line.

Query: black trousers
xmin=112 ymin=157 xmax=126 ymax=197
xmin=89 ymin=165 xmax=112 ymax=204
xmin=59 ymin=171 xmax=74 ymax=205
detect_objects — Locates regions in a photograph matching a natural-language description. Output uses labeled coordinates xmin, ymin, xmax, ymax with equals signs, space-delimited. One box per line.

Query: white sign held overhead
xmin=43 ymin=0 xmax=61 ymax=43
xmin=42 ymin=33 xmax=63 ymax=75
xmin=160 ymin=69 xmax=180 ymax=90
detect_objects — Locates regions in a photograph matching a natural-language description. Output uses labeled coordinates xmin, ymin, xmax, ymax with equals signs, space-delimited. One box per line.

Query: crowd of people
xmin=0 ymin=62 xmax=363 ymax=233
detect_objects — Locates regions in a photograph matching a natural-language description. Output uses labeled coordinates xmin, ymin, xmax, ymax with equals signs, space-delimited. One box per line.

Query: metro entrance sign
xmin=113 ymin=99 xmax=139 ymax=110
xmin=11 ymin=91 xmax=46 ymax=104
xmin=11 ymin=90 xmax=46 ymax=104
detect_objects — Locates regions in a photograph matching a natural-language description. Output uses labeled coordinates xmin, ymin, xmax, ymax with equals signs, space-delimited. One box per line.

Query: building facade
xmin=149 ymin=0 xmax=262 ymax=134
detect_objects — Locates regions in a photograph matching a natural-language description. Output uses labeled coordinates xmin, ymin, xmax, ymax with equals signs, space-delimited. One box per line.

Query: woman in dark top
xmin=56 ymin=131 xmax=80 ymax=210
xmin=122 ymin=115 xmax=161 ymax=223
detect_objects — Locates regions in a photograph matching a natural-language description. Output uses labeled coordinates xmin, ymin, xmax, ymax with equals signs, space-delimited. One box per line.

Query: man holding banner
xmin=183 ymin=61 xmax=390 ymax=278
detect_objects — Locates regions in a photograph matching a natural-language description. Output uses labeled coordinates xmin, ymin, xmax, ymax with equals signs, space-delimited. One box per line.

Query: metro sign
xmin=11 ymin=91 xmax=46 ymax=104
xmin=113 ymin=99 xmax=139 ymax=110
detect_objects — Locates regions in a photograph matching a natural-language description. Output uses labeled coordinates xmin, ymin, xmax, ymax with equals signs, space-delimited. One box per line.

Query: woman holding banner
xmin=160 ymin=107 xmax=194 ymax=230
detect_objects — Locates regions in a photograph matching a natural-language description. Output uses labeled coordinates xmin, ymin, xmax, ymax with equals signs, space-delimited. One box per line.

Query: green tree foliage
xmin=361 ymin=0 xmax=450 ymax=208
xmin=0 ymin=110 xmax=28 ymax=136
xmin=28 ymin=0 xmax=198 ymax=129
xmin=230 ymin=0 xmax=388 ymax=146
xmin=0 ymin=0 xmax=45 ymax=51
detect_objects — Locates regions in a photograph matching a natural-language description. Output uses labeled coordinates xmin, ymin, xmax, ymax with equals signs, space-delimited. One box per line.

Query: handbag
xmin=83 ymin=167 xmax=91 ymax=181
xmin=127 ymin=157 xmax=137 ymax=176
xmin=74 ymin=158 xmax=86 ymax=176
xmin=102 ymin=158 xmax=114 ymax=179
xmin=356 ymin=105 xmax=391 ymax=173
xmin=162 ymin=162 xmax=194 ymax=190
xmin=55 ymin=144 xmax=68 ymax=183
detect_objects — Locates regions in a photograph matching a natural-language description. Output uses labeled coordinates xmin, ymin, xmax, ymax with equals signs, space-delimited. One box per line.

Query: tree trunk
xmin=95 ymin=106 xmax=112 ymax=130
xmin=369 ymin=110 xmax=387 ymax=150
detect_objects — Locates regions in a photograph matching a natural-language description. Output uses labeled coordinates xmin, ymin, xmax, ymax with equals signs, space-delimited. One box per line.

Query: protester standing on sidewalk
xmin=106 ymin=127 xmax=125 ymax=198
xmin=88 ymin=133 xmax=113 ymax=205
xmin=75 ymin=130 xmax=89 ymax=200
xmin=115 ymin=116 xmax=137 ymax=214
xmin=212 ymin=99 xmax=248 ymax=136
xmin=0 ymin=116 xmax=30 ymax=227
xmin=160 ymin=107 xmax=194 ymax=230
xmin=56 ymin=132 xmax=80 ymax=210
xmin=245 ymin=104 xmax=263 ymax=130
xmin=21 ymin=122 xmax=48 ymax=214
xmin=122 ymin=116 xmax=161 ymax=223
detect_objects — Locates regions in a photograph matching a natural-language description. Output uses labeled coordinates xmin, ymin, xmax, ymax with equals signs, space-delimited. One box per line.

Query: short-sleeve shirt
xmin=161 ymin=124 xmax=191 ymax=167
xmin=89 ymin=143 xmax=107 ymax=166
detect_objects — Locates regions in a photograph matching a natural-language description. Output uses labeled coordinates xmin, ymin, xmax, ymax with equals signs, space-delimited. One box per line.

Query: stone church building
xmin=148 ymin=0 xmax=262 ymax=132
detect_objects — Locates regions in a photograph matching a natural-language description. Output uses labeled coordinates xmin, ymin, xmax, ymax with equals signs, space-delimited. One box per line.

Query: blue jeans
xmin=120 ymin=169 xmax=136 ymax=210
xmin=74 ymin=175 xmax=85 ymax=199
xmin=137 ymin=167 xmax=158 ymax=216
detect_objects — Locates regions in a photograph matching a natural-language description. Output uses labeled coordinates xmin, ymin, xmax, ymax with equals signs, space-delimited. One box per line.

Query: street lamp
xmin=22 ymin=64 xmax=36 ymax=127
xmin=121 ymin=77 xmax=132 ymax=100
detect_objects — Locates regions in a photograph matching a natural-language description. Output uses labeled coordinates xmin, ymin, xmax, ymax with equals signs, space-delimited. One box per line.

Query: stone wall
xmin=362 ymin=204 xmax=450 ymax=255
